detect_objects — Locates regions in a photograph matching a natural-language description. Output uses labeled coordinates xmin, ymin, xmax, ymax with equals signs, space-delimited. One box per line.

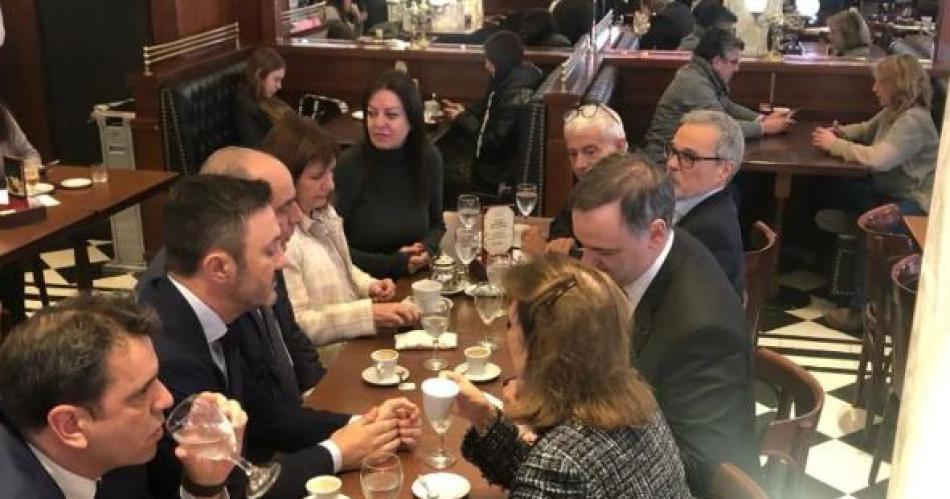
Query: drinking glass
xmin=455 ymin=227 xmax=480 ymax=284
xmin=166 ymin=394 xmax=280 ymax=499
xmin=421 ymin=298 xmax=450 ymax=371
xmin=457 ymin=194 xmax=481 ymax=230
xmin=360 ymin=452 xmax=403 ymax=499
xmin=515 ymin=183 xmax=538 ymax=220
xmin=486 ymin=253 xmax=511 ymax=291
xmin=91 ymin=163 xmax=109 ymax=183
xmin=422 ymin=378 xmax=460 ymax=469
xmin=473 ymin=282 xmax=504 ymax=350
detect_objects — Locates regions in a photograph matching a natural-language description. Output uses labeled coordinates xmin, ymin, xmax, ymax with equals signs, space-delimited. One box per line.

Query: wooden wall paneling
xmin=543 ymin=92 xmax=583 ymax=216
xmin=174 ymin=0 xmax=233 ymax=37
xmin=233 ymin=0 xmax=267 ymax=45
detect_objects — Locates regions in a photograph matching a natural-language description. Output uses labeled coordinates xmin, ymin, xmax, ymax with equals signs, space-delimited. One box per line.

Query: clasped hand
xmin=332 ymin=397 xmax=422 ymax=470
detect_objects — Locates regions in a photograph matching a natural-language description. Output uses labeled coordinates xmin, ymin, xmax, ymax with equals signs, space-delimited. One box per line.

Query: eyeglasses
xmin=665 ymin=144 xmax=725 ymax=170
xmin=563 ymin=103 xmax=623 ymax=128
xmin=519 ymin=276 xmax=578 ymax=336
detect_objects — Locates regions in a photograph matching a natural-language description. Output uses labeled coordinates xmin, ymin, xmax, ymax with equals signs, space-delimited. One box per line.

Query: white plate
xmin=59 ymin=177 xmax=92 ymax=189
xmin=454 ymin=362 xmax=501 ymax=383
xmin=30 ymin=182 xmax=54 ymax=196
xmin=361 ymin=365 xmax=409 ymax=386
xmin=411 ymin=472 xmax=471 ymax=499
xmin=351 ymin=110 xmax=364 ymax=120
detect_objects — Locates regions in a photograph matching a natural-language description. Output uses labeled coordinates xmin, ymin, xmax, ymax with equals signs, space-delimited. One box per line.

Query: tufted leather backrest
xmin=159 ymin=61 xmax=247 ymax=174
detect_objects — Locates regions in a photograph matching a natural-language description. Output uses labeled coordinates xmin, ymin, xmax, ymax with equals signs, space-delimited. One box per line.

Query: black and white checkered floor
xmin=24 ymin=242 xmax=892 ymax=499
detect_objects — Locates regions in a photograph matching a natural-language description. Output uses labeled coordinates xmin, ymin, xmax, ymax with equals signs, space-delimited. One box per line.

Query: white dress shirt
xmin=623 ymin=231 xmax=675 ymax=310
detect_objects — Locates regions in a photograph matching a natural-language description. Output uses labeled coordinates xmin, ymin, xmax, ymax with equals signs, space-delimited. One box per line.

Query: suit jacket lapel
xmin=631 ymin=236 xmax=679 ymax=358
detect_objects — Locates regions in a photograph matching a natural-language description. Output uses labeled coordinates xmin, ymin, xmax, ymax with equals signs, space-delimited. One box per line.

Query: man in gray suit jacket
xmin=571 ymin=153 xmax=757 ymax=496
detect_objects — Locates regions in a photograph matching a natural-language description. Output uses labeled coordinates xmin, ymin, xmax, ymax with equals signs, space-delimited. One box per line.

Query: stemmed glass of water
xmin=422 ymin=377 xmax=460 ymax=469
xmin=457 ymin=194 xmax=480 ymax=230
xmin=455 ymin=227 xmax=480 ymax=285
xmin=473 ymin=283 xmax=504 ymax=350
xmin=422 ymin=298 xmax=451 ymax=371
xmin=166 ymin=394 xmax=280 ymax=499
xmin=360 ymin=452 xmax=403 ymax=499
xmin=515 ymin=183 xmax=538 ymax=220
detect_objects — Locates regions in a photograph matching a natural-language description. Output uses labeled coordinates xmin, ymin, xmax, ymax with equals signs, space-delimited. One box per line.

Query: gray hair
xmin=563 ymin=104 xmax=627 ymax=142
xmin=679 ymin=110 xmax=744 ymax=170
xmin=571 ymin=152 xmax=674 ymax=235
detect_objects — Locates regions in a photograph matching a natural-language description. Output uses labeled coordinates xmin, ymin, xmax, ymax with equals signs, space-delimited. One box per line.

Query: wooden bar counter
xmin=304 ymin=279 xmax=511 ymax=498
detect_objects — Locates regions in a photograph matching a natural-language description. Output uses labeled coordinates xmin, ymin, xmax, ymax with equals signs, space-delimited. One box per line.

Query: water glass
xmin=473 ymin=282 xmax=504 ymax=350
xmin=457 ymin=194 xmax=481 ymax=229
xmin=91 ymin=163 xmax=109 ymax=183
xmin=515 ymin=183 xmax=538 ymax=219
xmin=360 ymin=452 xmax=403 ymax=499
xmin=421 ymin=298 xmax=450 ymax=371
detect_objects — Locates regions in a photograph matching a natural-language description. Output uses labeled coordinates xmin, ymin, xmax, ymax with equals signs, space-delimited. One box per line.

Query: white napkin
xmin=394 ymin=329 xmax=457 ymax=350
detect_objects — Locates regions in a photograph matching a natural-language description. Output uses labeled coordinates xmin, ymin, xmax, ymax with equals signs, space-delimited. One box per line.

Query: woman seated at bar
xmin=260 ymin=115 xmax=421 ymax=361
xmin=232 ymin=47 xmax=294 ymax=147
xmin=441 ymin=31 xmax=543 ymax=200
xmin=812 ymin=54 xmax=937 ymax=329
xmin=334 ymin=70 xmax=445 ymax=279
xmin=444 ymin=255 xmax=693 ymax=498
xmin=324 ymin=0 xmax=364 ymax=39
xmin=826 ymin=9 xmax=872 ymax=58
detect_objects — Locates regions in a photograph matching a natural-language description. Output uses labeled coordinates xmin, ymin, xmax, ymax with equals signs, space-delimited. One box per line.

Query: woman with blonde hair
xmin=445 ymin=255 xmax=692 ymax=498
xmin=813 ymin=54 xmax=938 ymax=330
xmin=232 ymin=46 xmax=295 ymax=146
xmin=827 ymin=9 xmax=872 ymax=57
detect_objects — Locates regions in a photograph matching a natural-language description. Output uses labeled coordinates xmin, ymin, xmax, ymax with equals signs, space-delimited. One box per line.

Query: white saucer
xmin=440 ymin=281 xmax=467 ymax=296
xmin=29 ymin=182 xmax=54 ymax=196
xmin=351 ymin=110 xmax=364 ymax=120
xmin=59 ymin=177 xmax=92 ymax=189
xmin=361 ymin=365 xmax=409 ymax=386
xmin=411 ymin=472 xmax=471 ymax=499
xmin=453 ymin=362 xmax=501 ymax=383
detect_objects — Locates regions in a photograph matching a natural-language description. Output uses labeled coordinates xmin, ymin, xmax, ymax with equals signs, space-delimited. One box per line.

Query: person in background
xmin=550 ymin=0 xmax=595 ymax=45
xmin=639 ymin=0 xmax=696 ymax=50
xmin=445 ymin=254 xmax=693 ymax=498
xmin=0 ymin=294 xmax=244 ymax=499
xmin=521 ymin=103 xmax=628 ymax=256
xmin=642 ymin=28 xmax=792 ymax=166
xmin=677 ymin=0 xmax=736 ymax=52
xmin=441 ymin=31 xmax=544 ymax=200
xmin=0 ymin=102 xmax=41 ymax=333
xmin=232 ymin=47 xmax=294 ymax=147
xmin=334 ymin=70 xmax=445 ymax=279
xmin=261 ymin=115 xmax=421 ymax=362
xmin=826 ymin=9 xmax=872 ymax=58
xmin=812 ymin=54 xmax=938 ymax=330
xmin=516 ymin=8 xmax=572 ymax=47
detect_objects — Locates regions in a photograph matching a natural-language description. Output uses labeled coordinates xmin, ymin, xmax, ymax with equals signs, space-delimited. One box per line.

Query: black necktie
xmin=253 ymin=308 xmax=301 ymax=401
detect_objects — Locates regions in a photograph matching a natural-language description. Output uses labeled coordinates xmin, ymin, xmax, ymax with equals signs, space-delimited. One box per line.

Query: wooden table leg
xmin=73 ymin=238 xmax=93 ymax=291
xmin=768 ymin=173 xmax=793 ymax=296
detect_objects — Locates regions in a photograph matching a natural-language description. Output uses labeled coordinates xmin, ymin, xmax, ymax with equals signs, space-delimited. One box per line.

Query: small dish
xmin=59 ymin=177 xmax=92 ymax=189
xmin=29 ymin=182 xmax=55 ymax=196
xmin=440 ymin=281 xmax=467 ymax=296
xmin=454 ymin=362 xmax=502 ymax=383
xmin=351 ymin=110 xmax=364 ymax=120
xmin=411 ymin=472 xmax=471 ymax=499
xmin=361 ymin=365 xmax=409 ymax=386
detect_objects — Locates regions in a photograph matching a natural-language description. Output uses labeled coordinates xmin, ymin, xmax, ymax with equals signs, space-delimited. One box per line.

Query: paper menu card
xmin=483 ymin=206 xmax=514 ymax=255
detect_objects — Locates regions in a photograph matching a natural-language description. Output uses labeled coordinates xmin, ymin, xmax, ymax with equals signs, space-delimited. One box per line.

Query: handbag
xmin=297 ymin=94 xmax=349 ymax=124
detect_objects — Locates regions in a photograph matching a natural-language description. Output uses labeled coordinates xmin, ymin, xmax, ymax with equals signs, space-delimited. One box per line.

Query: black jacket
xmin=639 ymin=2 xmax=695 ymax=50
xmin=631 ymin=228 xmax=757 ymax=496
xmin=456 ymin=63 xmax=544 ymax=195
xmin=677 ymin=189 xmax=745 ymax=297
xmin=232 ymin=87 xmax=273 ymax=147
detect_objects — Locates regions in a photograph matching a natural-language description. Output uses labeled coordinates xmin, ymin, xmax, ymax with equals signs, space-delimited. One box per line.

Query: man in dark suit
xmin=666 ymin=109 xmax=745 ymax=297
xmin=0 ymin=294 xmax=244 ymax=499
xmin=139 ymin=175 xmax=420 ymax=498
xmin=639 ymin=0 xmax=695 ymax=50
xmin=571 ymin=153 xmax=757 ymax=496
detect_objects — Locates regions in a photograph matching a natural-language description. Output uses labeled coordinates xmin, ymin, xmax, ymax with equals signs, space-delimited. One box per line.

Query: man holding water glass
xmin=0 ymin=294 xmax=245 ymax=499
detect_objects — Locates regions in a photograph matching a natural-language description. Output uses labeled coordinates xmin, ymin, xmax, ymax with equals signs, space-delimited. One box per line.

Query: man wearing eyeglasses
xmin=666 ymin=110 xmax=744 ymax=296
xmin=642 ymin=27 xmax=792 ymax=167
xmin=522 ymin=103 xmax=628 ymax=256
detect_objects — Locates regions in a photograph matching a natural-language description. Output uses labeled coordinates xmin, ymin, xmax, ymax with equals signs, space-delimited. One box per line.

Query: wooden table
xmin=904 ymin=215 xmax=928 ymax=249
xmin=323 ymin=114 xmax=453 ymax=148
xmin=305 ymin=279 xmax=510 ymax=498
xmin=0 ymin=165 xmax=178 ymax=288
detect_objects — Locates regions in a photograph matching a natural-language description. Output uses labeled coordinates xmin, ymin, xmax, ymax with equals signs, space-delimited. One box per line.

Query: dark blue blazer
xmin=0 ymin=415 xmax=67 ymax=499
xmin=677 ymin=188 xmax=745 ymax=297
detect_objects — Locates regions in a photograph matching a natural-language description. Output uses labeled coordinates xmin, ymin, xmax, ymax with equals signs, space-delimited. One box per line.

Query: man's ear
xmin=202 ymin=250 xmax=236 ymax=285
xmin=46 ymin=405 xmax=91 ymax=451
xmin=648 ymin=218 xmax=670 ymax=248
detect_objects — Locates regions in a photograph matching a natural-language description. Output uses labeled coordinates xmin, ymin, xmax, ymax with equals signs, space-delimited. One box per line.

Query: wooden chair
xmin=853 ymin=204 xmax=914 ymax=434
xmin=744 ymin=221 xmax=779 ymax=346
xmin=709 ymin=462 xmax=770 ymax=499
xmin=868 ymin=253 xmax=921 ymax=485
xmin=756 ymin=347 xmax=825 ymax=499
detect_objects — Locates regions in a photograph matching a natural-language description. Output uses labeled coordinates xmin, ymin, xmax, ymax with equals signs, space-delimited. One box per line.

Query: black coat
xmin=639 ymin=2 xmax=695 ymax=50
xmin=677 ymin=189 xmax=745 ymax=297
xmin=631 ymin=228 xmax=757 ymax=496
xmin=232 ymin=87 xmax=273 ymax=147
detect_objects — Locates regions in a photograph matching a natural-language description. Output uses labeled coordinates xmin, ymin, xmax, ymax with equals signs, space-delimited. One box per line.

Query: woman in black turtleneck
xmin=333 ymin=70 xmax=445 ymax=279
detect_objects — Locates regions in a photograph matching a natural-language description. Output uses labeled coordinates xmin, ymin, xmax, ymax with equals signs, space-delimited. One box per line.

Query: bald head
xmin=201 ymin=146 xmax=301 ymax=244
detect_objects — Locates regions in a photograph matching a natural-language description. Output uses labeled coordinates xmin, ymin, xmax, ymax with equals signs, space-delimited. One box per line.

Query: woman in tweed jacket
xmin=444 ymin=255 xmax=693 ymax=498
xmin=260 ymin=115 xmax=421 ymax=361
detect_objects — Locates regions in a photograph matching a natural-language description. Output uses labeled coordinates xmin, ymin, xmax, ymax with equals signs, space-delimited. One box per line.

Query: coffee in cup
xmin=371 ymin=349 xmax=399 ymax=380
xmin=464 ymin=346 xmax=491 ymax=376
xmin=306 ymin=475 xmax=342 ymax=499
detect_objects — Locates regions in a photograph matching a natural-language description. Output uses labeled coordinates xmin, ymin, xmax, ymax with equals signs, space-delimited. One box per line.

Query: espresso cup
xmin=371 ymin=348 xmax=399 ymax=380
xmin=464 ymin=346 xmax=491 ymax=376
xmin=412 ymin=279 xmax=443 ymax=310
xmin=306 ymin=475 xmax=342 ymax=499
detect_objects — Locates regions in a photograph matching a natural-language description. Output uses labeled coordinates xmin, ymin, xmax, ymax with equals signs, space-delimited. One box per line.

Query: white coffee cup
xmin=464 ymin=346 xmax=491 ymax=376
xmin=422 ymin=377 xmax=459 ymax=421
xmin=371 ymin=348 xmax=399 ymax=380
xmin=306 ymin=475 xmax=342 ymax=499
xmin=513 ymin=223 xmax=530 ymax=248
xmin=412 ymin=279 xmax=443 ymax=310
